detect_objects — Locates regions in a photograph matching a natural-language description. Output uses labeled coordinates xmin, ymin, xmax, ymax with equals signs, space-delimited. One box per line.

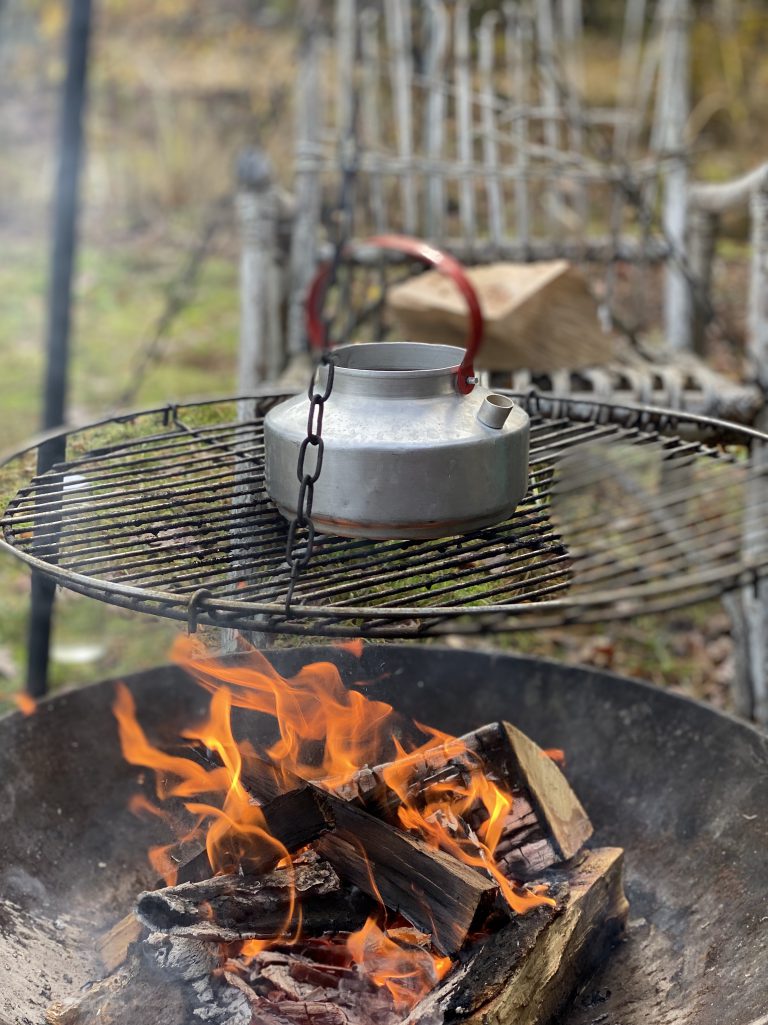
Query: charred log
xmin=315 ymin=792 xmax=498 ymax=955
xmin=136 ymin=855 xmax=372 ymax=942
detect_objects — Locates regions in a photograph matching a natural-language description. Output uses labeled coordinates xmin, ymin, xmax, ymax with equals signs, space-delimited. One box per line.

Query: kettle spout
xmin=477 ymin=394 xmax=515 ymax=429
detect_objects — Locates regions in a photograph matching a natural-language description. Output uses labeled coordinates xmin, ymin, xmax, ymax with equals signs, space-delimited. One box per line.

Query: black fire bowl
xmin=1 ymin=645 xmax=766 ymax=1025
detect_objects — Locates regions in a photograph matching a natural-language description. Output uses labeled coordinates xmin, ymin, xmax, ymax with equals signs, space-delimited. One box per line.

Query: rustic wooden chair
xmin=234 ymin=0 xmax=768 ymax=720
xmin=238 ymin=0 xmax=763 ymax=414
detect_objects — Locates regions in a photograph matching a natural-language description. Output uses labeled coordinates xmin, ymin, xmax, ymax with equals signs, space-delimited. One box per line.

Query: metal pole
xmin=26 ymin=0 xmax=93 ymax=697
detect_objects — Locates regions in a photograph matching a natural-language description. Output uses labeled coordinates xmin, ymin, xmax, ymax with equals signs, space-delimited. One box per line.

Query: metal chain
xmin=284 ymin=353 xmax=335 ymax=611
xmin=283 ymin=98 xmax=359 ymax=614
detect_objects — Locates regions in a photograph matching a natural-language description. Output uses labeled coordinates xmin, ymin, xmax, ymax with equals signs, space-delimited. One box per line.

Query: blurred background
xmin=1 ymin=0 xmax=766 ymax=705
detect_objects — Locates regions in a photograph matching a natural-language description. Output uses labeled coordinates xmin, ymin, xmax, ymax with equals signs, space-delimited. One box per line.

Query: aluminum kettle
xmin=264 ymin=235 xmax=530 ymax=540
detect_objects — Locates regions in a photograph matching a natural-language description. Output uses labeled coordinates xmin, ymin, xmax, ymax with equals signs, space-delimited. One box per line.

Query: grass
xmin=0 ymin=233 xmax=239 ymax=709
xmin=0 ymin=237 xmax=239 ymax=449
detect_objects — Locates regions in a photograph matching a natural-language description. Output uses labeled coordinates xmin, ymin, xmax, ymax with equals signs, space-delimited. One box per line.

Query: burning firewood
xmin=401 ymin=847 xmax=628 ymax=1025
xmin=335 ymin=720 xmax=592 ymax=878
xmin=313 ymin=792 xmax=499 ymax=955
xmin=169 ymin=759 xmax=501 ymax=956
xmin=99 ymin=779 xmax=336 ymax=970
xmin=86 ymin=646 xmax=623 ymax=1025
xmin=136 ymin=854 xmax=373 ymax=942
xmin=105 ymin=718 xmax=591 ymax=968
xmin=59 ymin=850 xmax=628 ymax=1025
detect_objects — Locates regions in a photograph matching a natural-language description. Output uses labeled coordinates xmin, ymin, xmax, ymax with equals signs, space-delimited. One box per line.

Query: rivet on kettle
xmin=477 ymin=394 xmax=515 ymax=429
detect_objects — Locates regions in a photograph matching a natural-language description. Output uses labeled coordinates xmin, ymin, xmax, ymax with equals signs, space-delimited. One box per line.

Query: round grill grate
xmin=2 ymin=392 xmax=767 ymax=638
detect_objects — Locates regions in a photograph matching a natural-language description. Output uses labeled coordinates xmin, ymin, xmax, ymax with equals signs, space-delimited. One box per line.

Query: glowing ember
xmin=348 ymin=916 xmax=452 ymax=1010
xmin=114 ymin=637 xmax=556 ymax=1013
xmin=331 ymin=638 xmax=366 ymax=658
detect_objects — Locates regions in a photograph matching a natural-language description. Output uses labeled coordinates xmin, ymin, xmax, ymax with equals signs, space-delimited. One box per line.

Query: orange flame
xmin=347 ymin=916 xmax=451 ymax=1011
xmin=127 ymin=794 xmax=207 ymax=886
xmin=380 ymin=731 xmax=553 ymax=915
xmin=11 ymin=692 xmax=36 ymax=716
xmin=113 ymin=681 xmax=289 ymax=883
xmin=171 ymin=635 xmax=398 ymax=789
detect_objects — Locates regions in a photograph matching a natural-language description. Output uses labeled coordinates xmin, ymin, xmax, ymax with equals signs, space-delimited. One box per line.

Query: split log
xmin=403 ymin=847 xmax=628 ymax=1025
xmin=487 ymin=722 xmax=593 ymax=863
xmin=209 ymin=764 xmax=501 ymax=956
xmin=261 ymin=782 xmax=336 ymax=851
xmin=110 ymin=774 xmax=496 ymax=961
xmin=387 ymin=260 xmax=612 ymax=373
xmin=336 ymin=721 xmax=592 ymax=877
xmin=315 ymin=791 xmax=498 ymax=955
xmin=136 ymin=855 xmax=372 ymax=942
xmin=99 ymin=915 xmax=146 ymax=975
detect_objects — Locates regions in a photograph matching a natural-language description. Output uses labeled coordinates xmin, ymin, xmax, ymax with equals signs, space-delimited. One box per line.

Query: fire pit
xmin=1 ymin=645 xmax=766 ymax=1024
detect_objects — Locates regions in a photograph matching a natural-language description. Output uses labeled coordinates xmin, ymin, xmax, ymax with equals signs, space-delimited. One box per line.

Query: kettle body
xmin=264 ymin=341 xmax=529 ymax=540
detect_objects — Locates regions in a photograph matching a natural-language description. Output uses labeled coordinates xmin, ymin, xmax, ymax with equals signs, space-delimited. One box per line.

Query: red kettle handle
xmin=305 ymin=234 xmax=483 ymax=394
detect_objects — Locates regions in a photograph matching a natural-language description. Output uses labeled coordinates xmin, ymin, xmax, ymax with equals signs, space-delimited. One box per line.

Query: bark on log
xmin=136 ymin=856 xmax=372 ymax=942
xmin=403 ymin=847 xmax=628 ymax=1025
xmin=205 ymin=760 xmax=500 ymax=956
xmin=61 ymin=851 xmax=627 ymax=1025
